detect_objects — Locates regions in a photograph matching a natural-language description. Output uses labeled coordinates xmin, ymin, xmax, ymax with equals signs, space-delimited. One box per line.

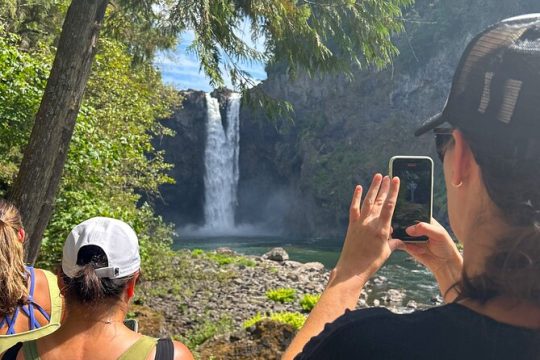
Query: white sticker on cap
xmin=498 ymin=78 xmax=523 ymax=124
xmin=478 ymin=72 xmax=494 ymax=113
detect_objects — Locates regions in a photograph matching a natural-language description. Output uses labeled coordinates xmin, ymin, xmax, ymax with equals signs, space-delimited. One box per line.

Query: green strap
xmin=22 ymin=340 xmax=40 ymax=360
xmin=118 ymin=336 xmax=158 ymax=360
xmin=0 ymin=270 xmax=62 ymax=354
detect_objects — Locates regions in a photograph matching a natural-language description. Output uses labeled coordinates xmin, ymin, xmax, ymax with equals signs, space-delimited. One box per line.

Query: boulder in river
xmin=262 ymin=247 xmax=289 ymax=262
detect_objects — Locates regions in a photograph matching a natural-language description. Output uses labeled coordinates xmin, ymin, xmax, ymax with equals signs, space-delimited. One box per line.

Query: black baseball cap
xmin=415 ymin=14 xmax=540 ymax=159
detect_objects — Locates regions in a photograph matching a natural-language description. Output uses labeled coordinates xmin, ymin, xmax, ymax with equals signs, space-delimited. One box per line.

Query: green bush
xmin=236 ymin=257 xmax=256 ymax=267
xmin=176 ymin=316 xmax=233 ymax=351
xmin=191 ymin=249 xmax=204 ymax=256
xmin=243 ymin=313 xmax=264 ymax=328
xmin=300 ymin=294 xmax=321 ymax=312
xmin=193 ymin=250 xmax=256 ymax=267
xmin=270 ymin=312 xmax=306 ymax=330
xmin=266 ymin=288 xmax=296 ymax=303
xmin=243 ymin=312 xmax=306 ymax=330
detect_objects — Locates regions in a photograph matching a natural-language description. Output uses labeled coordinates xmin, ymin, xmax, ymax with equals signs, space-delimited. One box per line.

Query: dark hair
xmin=62 ymin=245 xmax=135 ymax=304
xmin=456 ymin=129 xmax=540 ymax=305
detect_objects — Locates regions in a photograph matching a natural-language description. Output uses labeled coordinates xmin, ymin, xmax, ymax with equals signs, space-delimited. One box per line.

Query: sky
xmin=154 ymin=28 xmax=267 ymax=92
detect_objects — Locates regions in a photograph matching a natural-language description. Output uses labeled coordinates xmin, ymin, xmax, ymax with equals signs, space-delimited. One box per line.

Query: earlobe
xmin=126 ymin=277 xmax=137 ymax=300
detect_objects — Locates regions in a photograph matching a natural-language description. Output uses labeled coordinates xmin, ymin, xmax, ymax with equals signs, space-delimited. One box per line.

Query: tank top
xmin=0 ymin=269 xmax=62 ymax=353
xmin=19 ymin=335 xmax=158 ymax=360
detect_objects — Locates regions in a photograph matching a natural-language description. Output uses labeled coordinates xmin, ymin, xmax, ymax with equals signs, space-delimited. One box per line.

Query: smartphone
xmin=389 ymin=156 xmax=433 ymax=242
xmin=124 ymin=319 xmax=139 ymax=332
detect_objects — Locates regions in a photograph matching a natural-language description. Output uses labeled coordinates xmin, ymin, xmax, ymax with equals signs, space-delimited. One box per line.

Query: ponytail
xmin=0 ymin=200 xmax=28 ymax=316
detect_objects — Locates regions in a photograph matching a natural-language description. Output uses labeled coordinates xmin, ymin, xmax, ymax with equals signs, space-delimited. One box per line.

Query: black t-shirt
xmin=296 ymin=303 xmax=540 ymax=360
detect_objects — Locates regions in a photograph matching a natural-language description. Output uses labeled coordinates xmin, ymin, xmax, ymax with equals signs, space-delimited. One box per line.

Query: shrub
xmin=236 ymin=257 xmax=256 ymax=267
xmin=176 ymin=316 xmax=233 ymax=350
xmin=270 ymin=312 xmax=306 ymax=330
xmin=300 ymin=294 xmax=321 ymax=312
xmin=194 ymin=250 xmax=257 ymax=267
xmin=191 ymin=249 xmax=204 ymax=256
xmin=243 ymin=312 xmax=306 ymax=330
xmin=243 ymin=313 xmax=264 ymax=328
xmin=266 ymin=288 xmax=296 ymax=303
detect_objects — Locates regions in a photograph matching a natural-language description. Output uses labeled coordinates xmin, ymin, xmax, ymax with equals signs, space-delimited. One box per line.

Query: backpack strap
xmin=155 ymin=338 xmax=174 ymax=360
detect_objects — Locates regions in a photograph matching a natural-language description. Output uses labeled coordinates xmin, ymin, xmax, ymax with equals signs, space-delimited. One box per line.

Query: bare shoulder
xmin=173 ymin=340 xmax=194 ymax=360
xmin=33 ymin=268 xmax=54 ymax=316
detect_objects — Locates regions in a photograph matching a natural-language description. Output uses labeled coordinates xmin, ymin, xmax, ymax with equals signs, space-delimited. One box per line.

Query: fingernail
xmin=405 ymin=225 xmax=415 ymax=234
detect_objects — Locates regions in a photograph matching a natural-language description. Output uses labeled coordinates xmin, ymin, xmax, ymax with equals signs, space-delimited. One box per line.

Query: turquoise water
xmin=173 ymin=235 xmax=440 ymax=306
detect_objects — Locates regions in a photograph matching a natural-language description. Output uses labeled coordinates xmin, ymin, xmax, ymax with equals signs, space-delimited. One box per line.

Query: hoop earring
xmin=452 ymin=181 xmax=463 ymax=188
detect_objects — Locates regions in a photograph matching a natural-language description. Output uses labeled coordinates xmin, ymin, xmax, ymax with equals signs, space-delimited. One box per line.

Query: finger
xmin=388 ymin=238 xmax=404 ymax=252
xmin=405 ymin=221 xmax=450 ymax=242
xmin=349 ymin=185 xmax=363 ymax=221
xmin=404 ymin=243 xmax=428 ymax=256
xmin=379 ymin=176 xmax=400 ymax=225
xmin=372 ymin=176 xmax=391 ymax=215
xmin=360 ymin=173 xmax=383 ymax=218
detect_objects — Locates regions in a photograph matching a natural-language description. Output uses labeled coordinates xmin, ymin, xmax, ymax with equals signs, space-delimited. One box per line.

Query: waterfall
xmin=203 ymin=93 xmax=241 ymax=232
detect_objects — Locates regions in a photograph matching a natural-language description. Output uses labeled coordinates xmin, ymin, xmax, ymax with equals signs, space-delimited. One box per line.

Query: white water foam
xmin=202 ymin=93 xmax=241 ymax=233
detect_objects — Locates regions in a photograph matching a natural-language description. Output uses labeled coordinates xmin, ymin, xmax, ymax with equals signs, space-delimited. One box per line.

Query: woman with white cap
xmin=285 ymin=14 xmax=540 ymax=360
xmin=4 ymin=217 xmax=192 ymax=360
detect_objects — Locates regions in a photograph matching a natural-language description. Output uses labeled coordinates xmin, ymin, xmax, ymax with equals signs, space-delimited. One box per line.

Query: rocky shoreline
xmin=133 ymin=247 xmax=440 ymax=359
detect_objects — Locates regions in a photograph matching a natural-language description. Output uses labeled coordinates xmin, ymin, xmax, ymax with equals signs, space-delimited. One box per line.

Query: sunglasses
xmin=434 ymin=128 xmax=454 ymax=162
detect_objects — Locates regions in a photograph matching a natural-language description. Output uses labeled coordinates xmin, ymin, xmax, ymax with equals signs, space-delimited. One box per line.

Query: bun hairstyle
xmin=62 ymin=245 xmax=135 ymax=304
xmin=0 ymin=200 xmax=28 ymax=316
xmin=458 ymin=130 xmax=540 ymax=306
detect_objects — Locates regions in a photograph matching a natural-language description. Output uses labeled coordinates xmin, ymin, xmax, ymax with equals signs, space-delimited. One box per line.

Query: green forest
xmin=0 ymin=0 xmax=410 ymax=270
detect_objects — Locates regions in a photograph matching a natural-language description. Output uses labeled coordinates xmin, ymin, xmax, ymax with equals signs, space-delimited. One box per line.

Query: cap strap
xmin=95 ymin=266 xmax=120 ymax=279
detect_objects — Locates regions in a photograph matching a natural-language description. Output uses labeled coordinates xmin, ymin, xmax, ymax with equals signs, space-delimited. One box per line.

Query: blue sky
xmin=154 ymin=29 xmax=267 ymax=92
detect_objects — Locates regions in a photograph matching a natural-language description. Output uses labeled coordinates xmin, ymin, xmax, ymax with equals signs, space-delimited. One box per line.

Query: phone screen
xmin=390 ymin=157 xmax=433 ymax=241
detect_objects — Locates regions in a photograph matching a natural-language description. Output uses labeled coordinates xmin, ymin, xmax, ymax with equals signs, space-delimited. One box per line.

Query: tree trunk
xmin=8 ymin=0 xmax=109 ymax=264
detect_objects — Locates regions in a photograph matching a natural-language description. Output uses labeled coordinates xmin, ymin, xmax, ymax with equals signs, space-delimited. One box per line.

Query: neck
xmin=61 ymin=300 xmax=128 ymax=330
xmin=460 ymin=194 xmax=507 ymax=278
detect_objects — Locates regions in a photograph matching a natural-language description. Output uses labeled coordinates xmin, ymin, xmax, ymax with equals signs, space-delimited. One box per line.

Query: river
xmin=173 ymin=235 xmax=441 ymax=308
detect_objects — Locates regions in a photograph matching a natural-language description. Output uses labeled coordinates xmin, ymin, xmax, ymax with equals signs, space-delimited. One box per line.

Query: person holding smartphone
xmin=284 ymin=14 xmax=540 ymax=360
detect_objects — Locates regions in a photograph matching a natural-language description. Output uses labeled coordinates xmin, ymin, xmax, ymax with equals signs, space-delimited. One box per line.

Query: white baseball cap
xmin=62 ymin=217 xmax=141 ymax=279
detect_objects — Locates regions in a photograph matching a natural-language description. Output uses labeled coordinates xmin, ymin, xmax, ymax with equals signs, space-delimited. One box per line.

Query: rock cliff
xmin=156 ymin=0 xmax=540 ymax=236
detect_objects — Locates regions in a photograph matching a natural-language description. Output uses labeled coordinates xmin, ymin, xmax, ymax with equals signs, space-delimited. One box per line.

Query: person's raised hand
xmin=333 ymin=174 xmax=400 ymax=286
xmin=402 ymin=219 xmax=463 ymax=302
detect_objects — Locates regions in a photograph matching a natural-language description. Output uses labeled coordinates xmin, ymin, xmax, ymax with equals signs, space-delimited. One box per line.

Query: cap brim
xmin=414 ymin=113 xmax=447 ymax=136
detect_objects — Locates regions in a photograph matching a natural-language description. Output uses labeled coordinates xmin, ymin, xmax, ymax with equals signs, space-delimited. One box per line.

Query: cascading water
xmin=203 ymin=93 xmax=241 ymax=232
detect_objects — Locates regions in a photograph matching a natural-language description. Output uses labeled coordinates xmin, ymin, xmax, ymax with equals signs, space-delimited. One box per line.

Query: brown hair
xmin=62 ymin=245 xmax=135 ymax=305
xmin=0 ymin=200 xmax=28 ymax=316
xmin=456 ymin=130 xmax=540 ymax=305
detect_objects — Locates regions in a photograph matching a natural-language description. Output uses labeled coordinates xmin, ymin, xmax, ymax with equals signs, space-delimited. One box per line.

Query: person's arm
xmin=173 ymin=341 xmax=194 ymax=360
xmin=283 ymin=174 xmax=401 ymax=360
xmin=402 ymin=220 xmax=463 ymax=302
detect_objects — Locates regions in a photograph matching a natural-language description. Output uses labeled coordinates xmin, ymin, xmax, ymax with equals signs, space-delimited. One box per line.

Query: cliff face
xmin=155 ymin=0 xmax=540 ymax=236
xmin=154 ymin=90 xmax=207 ymax=226
xmin=236 ymin=0 xmax=540 ymax=236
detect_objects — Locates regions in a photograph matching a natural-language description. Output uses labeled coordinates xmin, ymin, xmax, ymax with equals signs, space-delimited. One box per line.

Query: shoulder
xmin=172 ymin=341 xmax=193 ymax=360
xmin=146 ymin=338 xmax=193 ymax=360
xmin=296 ymin=305 xmax=457 ymax=359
